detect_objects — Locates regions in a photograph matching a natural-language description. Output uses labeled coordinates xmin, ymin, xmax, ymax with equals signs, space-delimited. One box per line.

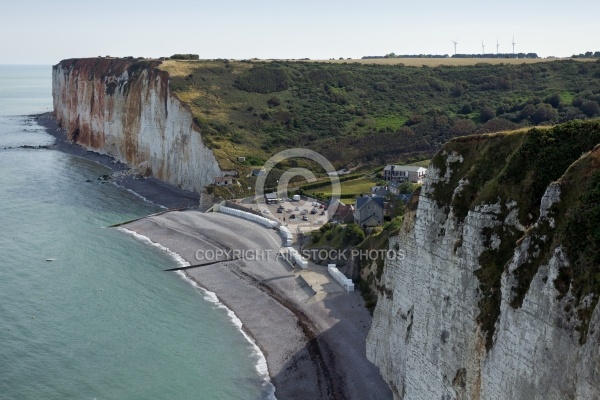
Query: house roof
xmin=385 ymin=165 xmax=427 ymax=173
xmin=215 ymin=176 xmax=232 ymax=183
xmin=371 ymin=186 xmax=389 ymax=197
xmin=334 ymin=204 xmax=354 ymax=218
xmin=355 ymin=195 xmax=384 ymax=211
xmin=264 ymin=192 xmax=277 ymax=199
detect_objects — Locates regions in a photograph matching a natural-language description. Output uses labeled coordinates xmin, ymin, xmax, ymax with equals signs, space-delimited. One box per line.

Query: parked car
xmin=302 ymin=215 xmax=308 ymax=221
xmin=310 ymin=209 xmax=317 ymax=214
xmin=290 ymin=214 xmax=296 ymax=219
xmin=294 ymin=206 xmax=300 ymax=211
xmin=320 ymin=210 xmax=326 ymax=215
xmin=300 ymin=210 xmax=307 ymax=215
xmin=277 ymin=207 xmax=284 ymax=213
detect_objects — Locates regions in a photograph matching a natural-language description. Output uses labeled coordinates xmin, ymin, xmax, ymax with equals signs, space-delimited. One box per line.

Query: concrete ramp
xmin=294 ymin=276 xmax=317 ymax=302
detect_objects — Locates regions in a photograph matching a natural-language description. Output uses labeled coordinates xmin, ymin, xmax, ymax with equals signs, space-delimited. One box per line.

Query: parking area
xmin=241 ymin=196 xmax=331 ymax=233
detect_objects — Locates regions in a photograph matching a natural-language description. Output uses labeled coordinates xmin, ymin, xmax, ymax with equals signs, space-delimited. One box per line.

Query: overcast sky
xmin=1 ymin=0 xmax=598 ymax=64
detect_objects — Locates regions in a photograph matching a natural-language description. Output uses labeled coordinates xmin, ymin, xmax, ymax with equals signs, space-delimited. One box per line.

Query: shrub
xmin=234 ymin=66 xmax=289 ymax=93
xmin=267 ymin=96 xmax=281 ymax=107
xmin=344 ymin=223 xmax=365 ymax=245
xmin=580 ymin=100 xmax=600 ymax=117
xmin=170 ymin=54 xmax=199 ymax=60
xmin=531 ymin=103 xmax=558 ymax=124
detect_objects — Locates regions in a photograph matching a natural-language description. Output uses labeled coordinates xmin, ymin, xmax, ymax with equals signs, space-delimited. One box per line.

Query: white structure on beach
xmin=328 ymin=264 xmax=354 ymax=292
xmin=279 ymin=226 xmax=293 ymax=246
xmin=217 ymin=205 xmax=278 ymax=228
xmin=285 ymin=247 xmax=308 ymax=269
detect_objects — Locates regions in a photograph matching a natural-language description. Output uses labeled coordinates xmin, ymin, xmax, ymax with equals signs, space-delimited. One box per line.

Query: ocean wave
xmin=117 ymin=227 xmax=277 ymax=400
xmin=113 ymin=183 xmax=168 ymax=210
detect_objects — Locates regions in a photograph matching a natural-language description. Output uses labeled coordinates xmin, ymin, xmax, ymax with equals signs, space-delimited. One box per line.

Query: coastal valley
xmin=49 ymin=55 xmax=600 ymax=399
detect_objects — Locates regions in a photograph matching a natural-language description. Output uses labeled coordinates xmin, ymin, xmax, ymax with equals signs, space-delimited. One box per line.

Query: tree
xmin=344 ymin=223 xmax=365 ymax=245
xmin=451 ymin=83 xmax=465 ymax=97
xmin=267 ymin=96 xmax=281 ymax=107
xmin=480 ymin=106 xmax=496 ymax=122
xmin=531 ymin=103 xmax=558 ymax=124
xmin=459 ymin=103 xmax=472 ymax=114
xmin=406 ymin=114 xmax=424 ymax=126
xmin=385 ymin=194 xmax=406 ymax=218
xmin=544 ymin=93 xmax=562 ymax=109
xmin=450 ymin=118 xmax=476 ymax=136
xmin=580 ymin=100 xmax=600 ymax=117
xmin=519 ymin=104 xmax=537 ymax=121
xmin=476 ymin=118 xmax=518 ymax=134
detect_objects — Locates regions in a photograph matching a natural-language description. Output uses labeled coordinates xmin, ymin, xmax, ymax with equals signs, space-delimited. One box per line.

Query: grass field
xmin=407 ymin=159 xmax=431 ymax=168
xmin=307 ymin=176 xmax=376 ymax=202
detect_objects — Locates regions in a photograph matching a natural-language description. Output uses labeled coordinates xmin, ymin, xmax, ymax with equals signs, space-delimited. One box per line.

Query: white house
xmin=383 ymin=165 xmax=427 ymax=183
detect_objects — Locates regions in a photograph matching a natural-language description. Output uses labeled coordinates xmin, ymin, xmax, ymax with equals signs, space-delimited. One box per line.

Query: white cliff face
xmin=367 ymin=158 xmax=600 ymax=399
xmin=52 ymin=59 xmax=221 ymax=192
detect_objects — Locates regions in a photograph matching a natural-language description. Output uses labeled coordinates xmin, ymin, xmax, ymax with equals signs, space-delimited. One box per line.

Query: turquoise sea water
xmin=0 ymin=65 xmax=269 ymax=399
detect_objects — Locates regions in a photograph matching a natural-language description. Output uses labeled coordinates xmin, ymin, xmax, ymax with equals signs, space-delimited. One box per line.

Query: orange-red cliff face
xmin=53 ymin=58 xmax=221 ymax=192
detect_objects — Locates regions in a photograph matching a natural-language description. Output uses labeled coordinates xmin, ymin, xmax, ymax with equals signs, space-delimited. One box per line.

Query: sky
xmin=1 ymin=0 xmax=599 ymax=64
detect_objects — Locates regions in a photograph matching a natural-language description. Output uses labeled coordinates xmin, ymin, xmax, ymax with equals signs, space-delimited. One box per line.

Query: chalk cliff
xmin=367 ymin=121 xmax=600 ymax=399
xmin=52 ymin=58 xmax=221 ymax=192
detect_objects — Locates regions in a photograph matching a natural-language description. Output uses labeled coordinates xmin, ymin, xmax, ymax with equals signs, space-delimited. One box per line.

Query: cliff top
xmin=429 ymin=119 xmax=600 ymax=348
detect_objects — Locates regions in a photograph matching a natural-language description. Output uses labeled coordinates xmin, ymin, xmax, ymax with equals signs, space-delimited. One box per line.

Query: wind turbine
xmin=452 ymin=40 xmax=458 ymax=56
xmin=482 ymin=41 xmax=485 ymax=55
xmin=512 ymin=35 xmax=516 ymax=57
xmin=496 ymin=38 xmax=500 ymax=55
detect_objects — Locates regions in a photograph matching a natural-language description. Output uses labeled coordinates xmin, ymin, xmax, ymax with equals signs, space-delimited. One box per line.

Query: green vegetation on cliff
xmin=307 ymin=217 xmax=404 ymax=312
xmin=161 ymin=59 xmax=600 ymax=172
xmin=430 ymin=119 xmax=600 ymax=349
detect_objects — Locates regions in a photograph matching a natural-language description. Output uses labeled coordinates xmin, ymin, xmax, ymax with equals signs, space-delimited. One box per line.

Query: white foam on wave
xmin=113 ymin=183 xmax=168 ymax=210
xmin=117 ymin=227 xmax=277 ymax=400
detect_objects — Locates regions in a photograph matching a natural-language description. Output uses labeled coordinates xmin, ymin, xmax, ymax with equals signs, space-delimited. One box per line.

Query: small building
xmin=388 ymin=181 xmax=400 ymax=195
xmin=354 ymin=195 xmax=385 ymax=228
xmin=328 ymin=199 xmax=355 ymax=223
xmin=383 ymin=165 xmax=427 ymax=183
xmin=214 ymin=176 xmax=233 ymax=186
xmin=264 ymin=192 xmax=278 ymax=204
xmin=237 ymin=157 xmax=246 ymax=162
xmin=251 ymin=168 xmax=265 ymax=177
xmin=371 ymin=185 xmax=390 ymax=197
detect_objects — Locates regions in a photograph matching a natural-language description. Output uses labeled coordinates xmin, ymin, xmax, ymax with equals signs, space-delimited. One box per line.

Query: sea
xmin=0 ymin=65 xmax=272 ymax=399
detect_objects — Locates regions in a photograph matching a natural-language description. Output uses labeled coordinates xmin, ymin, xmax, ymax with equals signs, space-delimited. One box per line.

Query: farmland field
xmin=303 ymin=57 xmax=597 ymax=67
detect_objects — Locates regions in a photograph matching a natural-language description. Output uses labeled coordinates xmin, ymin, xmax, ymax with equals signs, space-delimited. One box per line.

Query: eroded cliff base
xmin=36 ymin=113 xmax=199 ymax=209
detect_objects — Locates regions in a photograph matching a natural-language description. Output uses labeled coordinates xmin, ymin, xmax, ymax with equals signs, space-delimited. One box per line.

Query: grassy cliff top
xmin=159 ymin=58 xmax=600 ymax=175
